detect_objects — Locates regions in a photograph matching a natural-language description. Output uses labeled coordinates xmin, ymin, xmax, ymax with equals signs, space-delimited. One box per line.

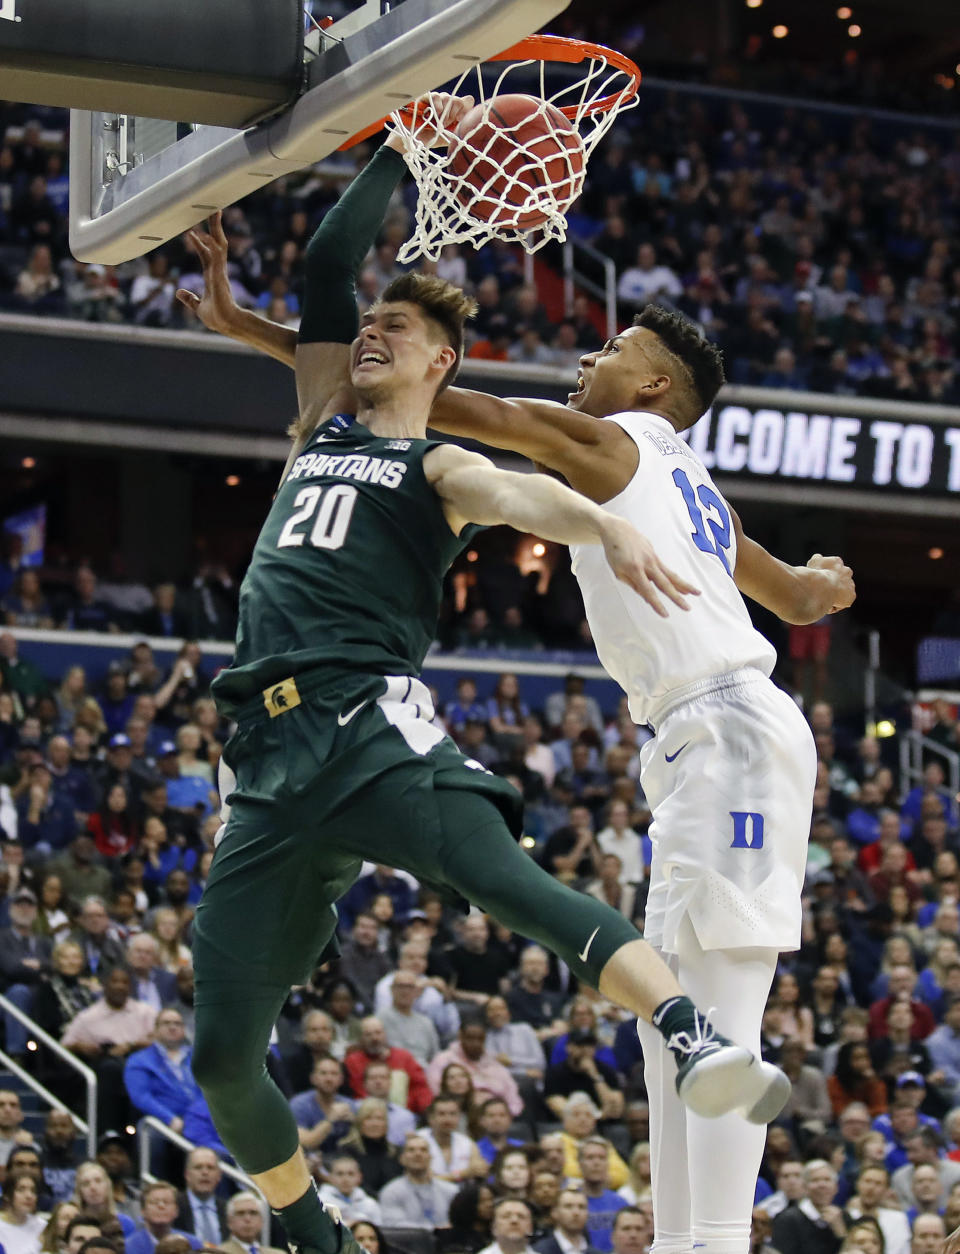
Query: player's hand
xmin=386 ymin=91 xmax=476 ymax=152
xmin=807 ymin=553 xmax=856 ymax=613
xmin=942 ymin=1223 xmax=960 ymax=1254
xmin=602 ymin=519 xmax=700 ymax=618
xmin=176 ymin=212 xmax=238 ymax=334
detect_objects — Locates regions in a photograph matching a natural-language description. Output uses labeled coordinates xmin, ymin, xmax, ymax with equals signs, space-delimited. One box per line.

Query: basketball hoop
xmin=341 ymin=35 xmax=641 ymax=262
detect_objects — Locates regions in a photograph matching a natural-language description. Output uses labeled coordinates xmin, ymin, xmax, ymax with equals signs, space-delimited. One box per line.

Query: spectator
xmin=475 ymin=1097 xmax=523 ymax=1167
xmin=926 ymin=995 xmax=960 ymax=1100
xmin=218 ymin=1190 xmax=285 ymax=1254
xmin=0 ymin=1169 xmax=47 ymax=1254
xmin=343 ymin=1016 xmax=433 ymax=1114
xmin=48 ymin=841 xmax=112 ymax=912
xmin=317 ymin=1155 xmax=382 ymax=1226
xmin=338 ymin=914 xmax=392 ymax=1012
xmin=578 ymin=1138 xmax=628 ymax=1253
xmin=771 ymin=1159 xmax=848 ymax=1254
xmin=17 ymin=763 xmax=76 ymax=856
xmin=616 ymin=244 xmax=682 ymax=307
xmin=428 ymin=1018 xmax=524 ymax=1118
xmin=123 ymin=1008 xmax=200 ymax=1133
xmin=534 ymin=1187 xmax=600 ymax=1254
xmin=379 ymin=1132 xmax=458 ymax=1229
xmin=322 ymin=980 xmax=364 ymax=1061
xmin=124 ymin=935 xmax=176 ymax=1015
xmin=377 ymin=968 xmax=440 ymax=1066
xmin=126 ymin=1182 xmax=201 ymax=1254
xmin=757 ymin=1159 xmax=807 ymax=1219
xmin=608 ymin=1208 xmax=650 ymax=1254
xmin=290 ymin=1056 xmax=355 ymax=1158
xmin=71 ymin=1162 xmax=136 ymax=1237
xmin=173 ymin=1148 xmax=226 ymax=1245
xmin=0 ymin=886 xmax=52 ymax=1055
xmin=869 ymin=969 xmax=936 ymax=1041
xmin=480 ymin=1199 xmax=537 ymax=1254
xmin=544 ymin=1029 xmax=623 ymax=1122
xmin=843 ymin=1163 xmax=910 ymax=1254
xmin=70 ymin=896 xmax=127 ymax=979
xmin=909 ymin=1213 xmax=945 ymax=1251
xmin=14 ymin=243 xmax=62 ymax=312
xmin=374 ymin=942 xmax=460 ymax=1044
xmin=447 ymin=916 xmax=513 ymax=1008
xmin=778 ymin=1037 xmax=833 ymax=1134
xmin=32 ymin=939 xmax=98 ymax=1041
xmin=41 ymin=1109 xmax=80 ymax=1206
xmin=892 ymin=1129 xmax=960 ymax=1210
xmin=483 ymin=997 xmax=544 ymax=1087
xmin=438 ymin=1180 xmax=495 ymax=1254
xmin=0 ymin=1090 xmax=30 ymax=1166
xmin=559 ymin=1096 xmax=629 ymax=1189
xmin=420 ymin=1095 xmax=488 ymax=1183
xmin=281 ymin=1009 xmax=336 ymax=1093
xmin=906 ymin=1162 xmax=944 ymax=1225
xmin=335 ymin=1096 xmax=404 ymax=1196
xmin=62 ymin=968 xmax=156 ymax=1131
xmin=506 ymin=947 xmax=566 ymax=1040
xmin=594 ymin=801 xmax=644 ymax=886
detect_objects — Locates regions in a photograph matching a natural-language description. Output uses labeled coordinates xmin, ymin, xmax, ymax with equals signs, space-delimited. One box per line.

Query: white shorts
xmin=639 ymin=669 xmax=815 ymax=954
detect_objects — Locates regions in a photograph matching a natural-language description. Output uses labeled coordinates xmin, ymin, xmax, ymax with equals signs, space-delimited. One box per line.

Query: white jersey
xmin=570 ymin=412 xmax=776 ymax=726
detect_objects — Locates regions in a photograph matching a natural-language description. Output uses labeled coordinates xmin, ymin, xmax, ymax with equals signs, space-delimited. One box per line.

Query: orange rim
xmin=339 ymin=33 xmax=640 ymax=150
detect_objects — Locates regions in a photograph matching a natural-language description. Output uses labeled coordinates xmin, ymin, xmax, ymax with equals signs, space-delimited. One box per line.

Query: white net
xmin=389 ymin=40 xmax=640 ymax=263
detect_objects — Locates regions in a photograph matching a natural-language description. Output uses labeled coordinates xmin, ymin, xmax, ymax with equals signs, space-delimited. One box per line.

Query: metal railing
xmin=0 ymin=992 xmax=97 ymax=1157
xmin=899 ymin=732 xmax=960 ymax=802
xmin=561 ymin=236 xmax=618 ymax=340
xmin=139 ymin=1118 xmax=270 ymax=1232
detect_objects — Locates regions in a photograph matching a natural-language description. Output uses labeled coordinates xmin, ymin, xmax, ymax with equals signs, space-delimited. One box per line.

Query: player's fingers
xmin=209 ymin=210 xmax=228 ymax=248
xmin=627 ymin=569 xmax=667 ymax=617
xmin=175 ymin=289 xmax=199 ymax=308
xmin=648 ymin=566 xmax=692 ymax=611
xmin=653 ymin=562 xmax=700 ymax=597
xmin=192 ymin=231 xmax=212 ymax=261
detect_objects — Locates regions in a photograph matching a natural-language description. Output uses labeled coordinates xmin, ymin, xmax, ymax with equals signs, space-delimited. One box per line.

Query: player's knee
xmin=192 ymin=1014 xmax=250 ymax=1095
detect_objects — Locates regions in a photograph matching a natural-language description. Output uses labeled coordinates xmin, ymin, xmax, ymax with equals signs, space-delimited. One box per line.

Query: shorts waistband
xmin=228 ymin=665 xmax=380 ymax=727
xmin=647 ymin=667 xmax=768 ymax=732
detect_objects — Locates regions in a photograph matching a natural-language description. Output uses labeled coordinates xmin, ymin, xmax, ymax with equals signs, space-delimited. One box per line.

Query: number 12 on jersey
xmin=672 ymin=468 xmax=733 ymax=575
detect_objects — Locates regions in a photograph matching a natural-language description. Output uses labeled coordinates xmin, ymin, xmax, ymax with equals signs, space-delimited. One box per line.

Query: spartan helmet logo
xmin=263 ymin=676 xmax=300 ymax=718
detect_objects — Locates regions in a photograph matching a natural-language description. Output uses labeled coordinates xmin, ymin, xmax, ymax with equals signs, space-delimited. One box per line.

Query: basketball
xmin=448 ymin=93 xmax=586 ymax=230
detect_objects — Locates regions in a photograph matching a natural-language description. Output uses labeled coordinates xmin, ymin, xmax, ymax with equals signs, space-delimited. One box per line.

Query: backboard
xmin=69 ymin=0 xmax=572 ymax=264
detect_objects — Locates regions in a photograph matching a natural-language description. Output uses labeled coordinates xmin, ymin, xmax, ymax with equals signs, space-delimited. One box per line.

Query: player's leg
xmin=675 ymin=917 xmax=779 ymax=1254
xmin=435 ymin=789 xmax=787 ymax=1122
xmin=636 ymin=953 xmax=694 ymax=1254
xmin=192 ymin=791 xmax=363 ymax=1254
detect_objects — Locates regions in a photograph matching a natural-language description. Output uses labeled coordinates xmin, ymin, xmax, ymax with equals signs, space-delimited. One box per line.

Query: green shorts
xmin=193 ymin=669 xmax=522 ymax=994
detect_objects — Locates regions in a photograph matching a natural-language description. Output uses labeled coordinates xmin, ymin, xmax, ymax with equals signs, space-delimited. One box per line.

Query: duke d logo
xmin=263 ymin=676 xmax=301 ymax=718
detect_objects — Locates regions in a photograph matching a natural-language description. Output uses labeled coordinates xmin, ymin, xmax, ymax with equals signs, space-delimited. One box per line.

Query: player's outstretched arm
xmin=176 ymin=212 xmax=299 ymax=367
xmin=731 ymin=508 xmax=855 ymax=624
xmin=425 ymin=444 xmax=698 ymax=619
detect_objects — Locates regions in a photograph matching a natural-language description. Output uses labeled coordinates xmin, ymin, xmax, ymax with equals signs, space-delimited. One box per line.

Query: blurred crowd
xmin=2 ymin=75 xmax=960 ymax=404
xmin=0 ymin=621 xmax=959 ymax=1252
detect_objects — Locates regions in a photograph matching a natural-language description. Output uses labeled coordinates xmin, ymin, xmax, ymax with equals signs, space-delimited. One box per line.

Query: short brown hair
xmin=378 ymin=273 xmax=477 ymax=393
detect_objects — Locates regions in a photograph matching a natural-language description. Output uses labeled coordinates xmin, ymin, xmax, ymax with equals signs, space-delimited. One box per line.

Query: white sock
xmin=639 ymin=915 xmax=780 ymax=1254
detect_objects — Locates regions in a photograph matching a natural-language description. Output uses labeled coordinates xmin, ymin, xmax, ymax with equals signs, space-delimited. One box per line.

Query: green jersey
xmin=211 ymin=415 xmax=477 ymax=716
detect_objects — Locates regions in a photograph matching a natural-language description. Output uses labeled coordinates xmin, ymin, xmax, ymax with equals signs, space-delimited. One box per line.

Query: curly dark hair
xmin=633 ymin=304 xmax=726 ymax=421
